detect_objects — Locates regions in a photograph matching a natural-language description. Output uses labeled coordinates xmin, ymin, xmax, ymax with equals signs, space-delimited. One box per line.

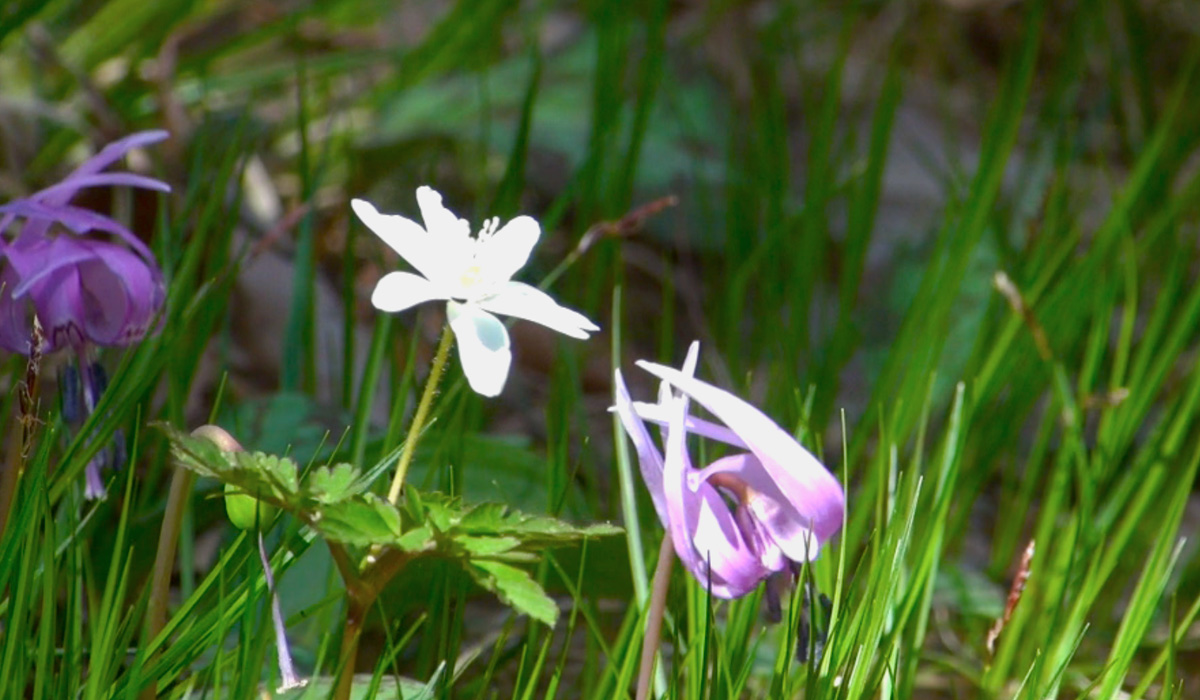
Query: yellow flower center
xmin=460 ymin=263 xmax=485 ymax=290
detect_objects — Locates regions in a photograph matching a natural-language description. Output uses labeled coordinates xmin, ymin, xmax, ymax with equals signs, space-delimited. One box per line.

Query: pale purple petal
xmin=694 ymin=452 xmax=822 ymax=563
xmin=662 ymin=383 xmax=768 ymax=598
xmin=635 ymin=362 xmax=845 ymax=545
xmin=85 ymin=459 xmax=107 ymax=500
xmin=612 ymin=369 xmax=669 ymax=525
xmin=258 ymin=531 xmax=304 ymax=691
xmin=629 ymin=401 xmax=748 ymax=449
xmin=477 ymin=281 xmax=598 ymax=339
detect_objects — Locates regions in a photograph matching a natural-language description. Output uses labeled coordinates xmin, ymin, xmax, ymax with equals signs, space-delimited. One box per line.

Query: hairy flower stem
xmin=636 ymin=536 xmax=675 ymax=700
xmin=386 ymin=325 xmax=454 ymax=505
xmin=140 ymin=425 xmax=240 ymax=700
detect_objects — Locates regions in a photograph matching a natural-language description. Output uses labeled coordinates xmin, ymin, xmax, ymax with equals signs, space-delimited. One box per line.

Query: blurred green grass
xmin=2 ymin=0 xmax=1200 ymax=697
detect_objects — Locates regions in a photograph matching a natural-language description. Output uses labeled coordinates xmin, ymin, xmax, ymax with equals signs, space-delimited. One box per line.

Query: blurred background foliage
xmin=4 ymin=0 xmax=1200 ymax=697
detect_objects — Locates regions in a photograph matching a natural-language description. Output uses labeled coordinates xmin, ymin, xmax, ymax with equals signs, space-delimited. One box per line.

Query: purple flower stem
xmin=636 ymin=535 xmax=675 ymax=700
xmin=258 ymin=529 xmax=302 ymax=691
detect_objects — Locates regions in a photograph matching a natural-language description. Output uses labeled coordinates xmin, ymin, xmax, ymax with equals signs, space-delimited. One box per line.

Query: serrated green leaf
xmin=420 ymin=498 xmax=462 ymax=532
xmin=233 ymin=452 xmax=301 ymax=495
xmin=468 ymin=560 xmax=558 ymax=627
xmin=454 ymin=535 xmax=521 ymax=557
xmin=395 ymin=525 xmax=436 ymax=553
xmin=456 ymin=502 xmax=509 ymax=530
xmin=311 ymin=495 xmax=403 ymax=547
xmin=160 ymin=423 xmax=234 ymax=479
xmin=159 ymin=424 xmax=300 ymax=510
xmin=306 ymin=463 xmax=364 ymax=504
xmin=456 ymin=503 xmax=622 ymax=544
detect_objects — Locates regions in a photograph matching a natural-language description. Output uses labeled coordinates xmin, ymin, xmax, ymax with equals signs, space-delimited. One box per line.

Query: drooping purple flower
xmin=613 ymin=342 xmax=845 ymax=599
xmin=0 ymin=130 xmax=171 ymax=499
xmin=0 ymin=130 xmax=170 ymax=355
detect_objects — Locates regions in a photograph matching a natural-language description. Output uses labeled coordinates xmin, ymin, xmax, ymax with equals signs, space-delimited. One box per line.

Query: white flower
xmin=352 ymin=186 xmax=599 ymax=397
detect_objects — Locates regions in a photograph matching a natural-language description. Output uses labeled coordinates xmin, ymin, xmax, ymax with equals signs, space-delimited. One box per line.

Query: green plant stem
xmin=636 ymin=535 xmax=675 ymax=700
xmin=386 ymin=325 xmax=454 ymax=505
xmin=140 ymin=425 xmax=240 ymax=700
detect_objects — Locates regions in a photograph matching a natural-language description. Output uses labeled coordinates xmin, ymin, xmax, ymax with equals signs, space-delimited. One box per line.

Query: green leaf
xmin=453 ymin=535 xmax=522 ymax=557
xmin=468 ymin=560 xmax=558 ymax=627
xmin=306 ymin=463 xmax=365 ymax=504
xmin=312 ymin=495 xmax=403 ymax=547
xmin=394 ymin=525 xmax=437 ymax=553
xmin=232 ymin=452 xmax=301 ymax=495
xmin=456 ymin=502 xmax=622 ymax=544
xmin=160 ymin=424 xmax=300 ymax=508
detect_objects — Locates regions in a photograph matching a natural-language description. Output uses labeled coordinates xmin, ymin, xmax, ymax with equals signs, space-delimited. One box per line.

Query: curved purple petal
xmin=0 ymin=235 xmax=163 ymax=353
xmin=629 ymin=400 xmax=749 ymax=449
xmin=33 ymin=172 xmax=170 ymax=202
xmin=613 ymin=369 xmax=670 ymax=525
xmin=0 ymin=199 xmax=156 ymax=261
xmin=661 ymin=383 xmax=768 ymax=598
xmin=5 ymin=130 xmax=170 ymax=244
xmin=635 ymin=362 xmax=845 ymax=547
xmin=57 ymin=130 xmax=170 ymax=196
xmin=8 ymin=235 xmax=103 ymax=298
xmin=75 ymin=240 xmax=165 ymax=346
xmin=34 ymin=266 xmax=88 ymax=353
xmin=694 ymin=452 xmax=822 ymax=564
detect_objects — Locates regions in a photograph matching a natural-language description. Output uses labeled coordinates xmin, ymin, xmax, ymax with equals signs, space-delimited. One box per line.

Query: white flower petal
xmin=416 ymin=186 xmax=471 ymax=242
xmin=370 ymin=271 xmax=452 ymax=313
xmin=447 ymin=301 xmax=512 ymax=397
xmin=478 ymin=281 xmax=599 ymax=339
xmin=351 ymin=198 xmax=446 ymax=283
xmin=477 ymin=215 xmax=539 ymax=283
xmin=415 ymin=187 xmax=478 ymax=289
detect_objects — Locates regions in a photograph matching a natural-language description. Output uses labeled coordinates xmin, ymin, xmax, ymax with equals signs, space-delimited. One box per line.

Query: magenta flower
xmin=0 ymin=130 xmax=170 ymax=355
xmin=0 ymin=130 xmax=170 ymax=499
xmin=613 ymin=342 xmax=845 ymax=598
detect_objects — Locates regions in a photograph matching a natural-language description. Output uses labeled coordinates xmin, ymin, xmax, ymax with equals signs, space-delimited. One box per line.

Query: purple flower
xmin=0 ymin=130 xmax=170 ymax=355
xmin=0 ymin=130 xmax=170 ymax=499
xmin=613 ymin=342 xmax=845 ymax=598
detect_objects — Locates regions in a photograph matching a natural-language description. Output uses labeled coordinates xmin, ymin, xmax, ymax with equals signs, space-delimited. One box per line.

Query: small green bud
xmin=224 ymin=483 xmax=277 ymax=531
